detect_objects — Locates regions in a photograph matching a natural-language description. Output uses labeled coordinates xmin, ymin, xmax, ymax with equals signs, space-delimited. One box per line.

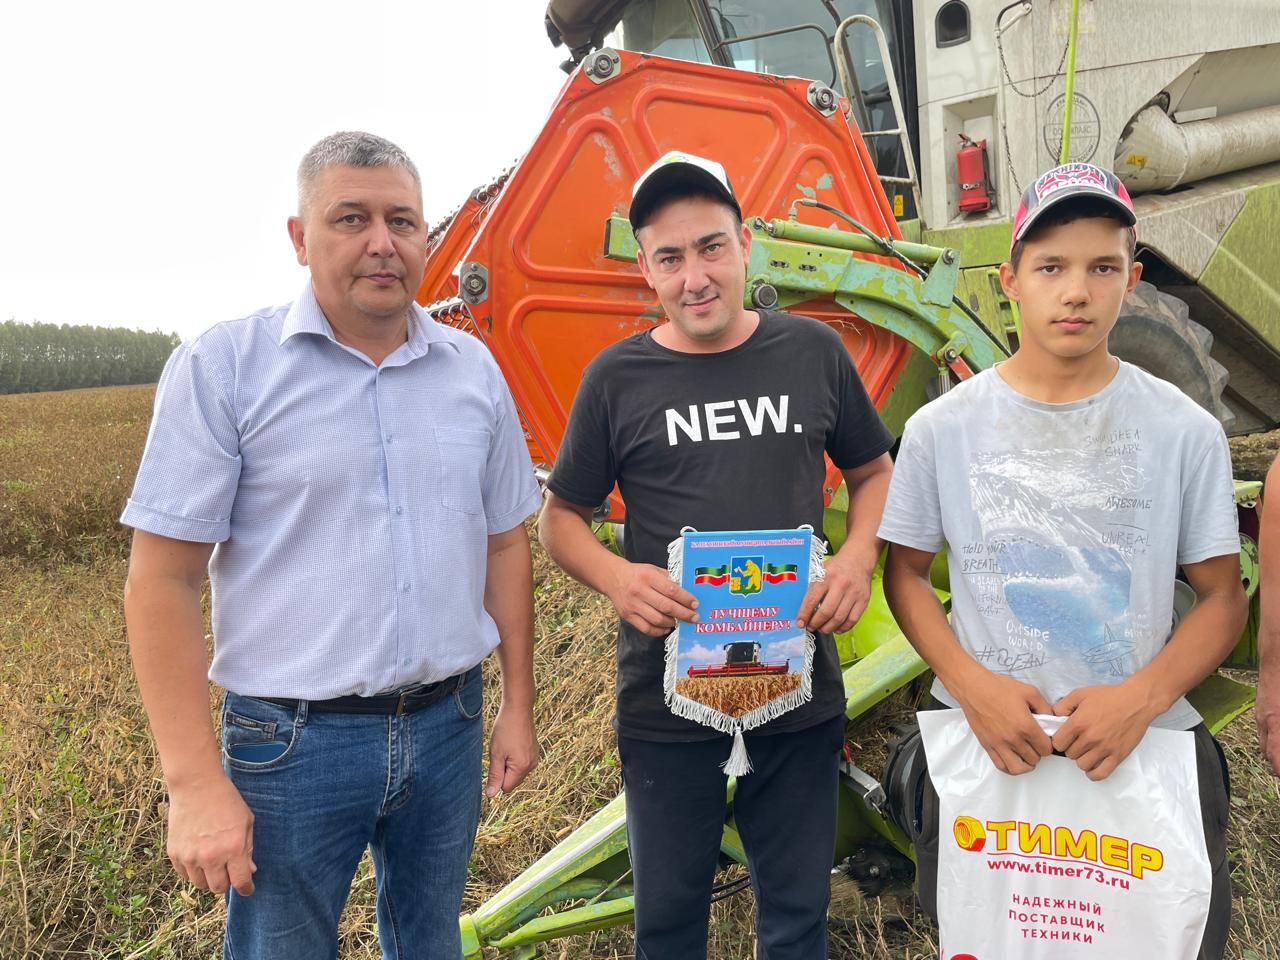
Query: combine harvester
xmin=413 ymin=2 xmax=1277 ymax=955
xmin=688 ymin=641 xmax=790 ymax=678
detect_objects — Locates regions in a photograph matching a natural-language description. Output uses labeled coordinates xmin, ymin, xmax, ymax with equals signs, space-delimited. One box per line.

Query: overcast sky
xmin=0 ymin=1 xmax=570 ymax=339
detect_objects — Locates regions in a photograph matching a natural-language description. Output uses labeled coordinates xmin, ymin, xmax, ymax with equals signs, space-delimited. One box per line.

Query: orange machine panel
xmin=419 ymin=51 xmax=914 ymax=515
xmin=420 ymin=167 xmax=515 ymax=307
xmin=420 ymin=173 xmax=549 ymax=465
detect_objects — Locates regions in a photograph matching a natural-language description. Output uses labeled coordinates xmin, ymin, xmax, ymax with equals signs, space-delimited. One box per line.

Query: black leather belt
xmin=260 ymin=666 xmax=477 ymax=716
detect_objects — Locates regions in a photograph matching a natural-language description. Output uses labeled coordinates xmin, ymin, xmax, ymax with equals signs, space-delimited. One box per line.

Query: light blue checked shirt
xmin=122 ymin=284 xmax=541 ymax=699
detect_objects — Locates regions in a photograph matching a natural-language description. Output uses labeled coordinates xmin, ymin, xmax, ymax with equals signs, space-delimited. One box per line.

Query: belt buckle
xmin=396 ymin=689 xmax=412 ymax=717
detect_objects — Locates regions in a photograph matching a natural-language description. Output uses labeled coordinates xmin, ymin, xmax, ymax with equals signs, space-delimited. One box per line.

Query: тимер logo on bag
xmin=953 ymin=815 xmax=986 ymax=852
xmin=952 ymin=815 xmax=1165 ymax=880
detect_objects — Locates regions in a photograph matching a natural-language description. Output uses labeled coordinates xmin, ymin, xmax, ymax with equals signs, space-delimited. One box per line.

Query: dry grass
xmin=1 ymin=385 xmax=1277 ymax=959
xmin=0 ymin=384 xmax=150 ymax=566
xmin=1229 ymin=430 xmax=1280 ymax=482
xmin=675 ymin=673 xmax=803 ymax=718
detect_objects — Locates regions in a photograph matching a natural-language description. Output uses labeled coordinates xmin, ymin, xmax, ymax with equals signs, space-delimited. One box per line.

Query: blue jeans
xmin=219 ymin=666 xmax=484 ymax=960
xmin=618 ymin=712 xmax=847 ymax=960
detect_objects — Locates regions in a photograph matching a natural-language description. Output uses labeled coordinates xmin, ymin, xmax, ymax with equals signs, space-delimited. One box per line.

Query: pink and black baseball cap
xmin=1011 ymin=162 xmax=1136 ymax=251
xmin=629 ymin=151 xmax=742 ymax=232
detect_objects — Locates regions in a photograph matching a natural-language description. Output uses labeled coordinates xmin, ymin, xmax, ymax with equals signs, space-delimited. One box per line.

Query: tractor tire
xmin=1109 ymin=281 xmax=1233 ymax=428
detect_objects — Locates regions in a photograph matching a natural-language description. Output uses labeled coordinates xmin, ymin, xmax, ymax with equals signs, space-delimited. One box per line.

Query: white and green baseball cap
xmin=629 ymin=150 xmax=741 ymax=231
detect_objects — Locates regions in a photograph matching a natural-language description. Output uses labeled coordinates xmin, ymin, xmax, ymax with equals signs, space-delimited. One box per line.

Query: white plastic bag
xmin=918 ymin=710 xmax=1211 ymax=959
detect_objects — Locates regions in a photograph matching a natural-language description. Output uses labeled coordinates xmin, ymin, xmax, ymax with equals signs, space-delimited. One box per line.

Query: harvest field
xmin=2 ymin=384 xmax=1278 ymax=958
xmin=675 ymin=673 xmax=804 ymax=717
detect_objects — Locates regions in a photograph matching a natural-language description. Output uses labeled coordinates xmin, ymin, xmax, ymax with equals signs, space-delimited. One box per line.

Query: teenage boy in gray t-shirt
xmin=877 ymin=162 xmax=1246 ymax=959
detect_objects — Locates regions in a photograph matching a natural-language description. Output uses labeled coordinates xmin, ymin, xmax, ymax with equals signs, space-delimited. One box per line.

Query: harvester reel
xmin=1110 ymin=281 xmax=1233 ymax=428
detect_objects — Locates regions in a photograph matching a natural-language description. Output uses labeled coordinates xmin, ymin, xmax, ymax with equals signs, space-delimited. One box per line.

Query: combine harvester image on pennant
xmin=665 ymin=526 xmax=825 ymax=775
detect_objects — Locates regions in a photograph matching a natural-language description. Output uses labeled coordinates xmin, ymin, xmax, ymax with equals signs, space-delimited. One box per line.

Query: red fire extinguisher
xmin=957 ymin=134 xmax=992 ymax=213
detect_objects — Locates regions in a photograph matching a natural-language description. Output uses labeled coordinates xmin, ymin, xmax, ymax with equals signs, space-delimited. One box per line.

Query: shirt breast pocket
xmin=434 ymin=426 xmax=490 ymax=518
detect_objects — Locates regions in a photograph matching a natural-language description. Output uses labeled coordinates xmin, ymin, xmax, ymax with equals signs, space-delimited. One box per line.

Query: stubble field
xmin=1 ymin=384 xmax=1277 ymax=958
xmin=675 ymin=673 xmax=805 ymax=718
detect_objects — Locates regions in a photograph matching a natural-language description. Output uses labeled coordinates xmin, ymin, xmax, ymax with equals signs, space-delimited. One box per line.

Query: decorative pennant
xmin=664 ymin=526 xmax=826 ymax=775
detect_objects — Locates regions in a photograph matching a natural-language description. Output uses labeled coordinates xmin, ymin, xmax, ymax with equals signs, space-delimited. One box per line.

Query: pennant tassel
xmin=721 ymin=725 xmax=753 ymax=777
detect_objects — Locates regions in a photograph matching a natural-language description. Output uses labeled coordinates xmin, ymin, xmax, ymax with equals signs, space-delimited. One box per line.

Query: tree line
xmin=0 ymin=320 xmax=180 ymax=395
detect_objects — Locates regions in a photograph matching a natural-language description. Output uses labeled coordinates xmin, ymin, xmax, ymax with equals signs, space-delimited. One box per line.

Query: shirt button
xmin=402 ymin=583 xmax=411 ymax=593
xmin=395 ymin=506 xmax=403 ymax=516
xmin=385 ymin=434 xmax=393 ymax=443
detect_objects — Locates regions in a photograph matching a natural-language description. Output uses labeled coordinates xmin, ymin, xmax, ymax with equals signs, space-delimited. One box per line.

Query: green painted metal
xmin=605 ymin=214 xmax=1005 ymax=372
xmin=986 ymin=268 xmax=1021 ymax=339
xmin=1227 ymin=481 xmax=1264 ymax=670
xmin=460 ymin=791 xmax=630 ymax=952
xmin=720 ymin=821 xmax=748 ymax=865
xmin=500 ymin=879 xmax=630 ymax=938
xmin=765 ymin=218 xmax=946 ymax=264
xmin=603 ymin=215 xmax=641 ymax=263
xmin=489 ymin=896 xmax=636 ymax=949
xmin=759 ymin=239 xmax=986 ymax=367
xmin=1228 ymin=578 xmax=1261 ymax=671
xmin=1236 ymin=479 xmax=1264 ymax=502
xmin=822 ymin=480 xmax=851 ymax=553
xmin=1186 ymin=674 xmax=1257 ymax=735
xmin=949 ymin=266 xmax=1018 ymax=350
xmin=837 ymin=766 xmax=916 ymax=857
xmin=922 ymin=221 xmax=1012 ymax=268
xmin=897 ymin=218 xmax=923 ymax=244
xmin=845 ymin=557 xmax=949 ymax=660
xmin=460 ymin=914 xmax=481 ymax=959
xmin=595 ymin=518 xmax=624 ymax=555
xmin=1198 ymin=179 xmax=1280 ymax=355
xmin=919 ymin=250 xmax=961 ymax=308
xmin=842 ymin=633 xmax=932 ymax=721
xmin=1059 ymin=0 xmax=1083 ymax=164
xmin=876 ymin=348 xmax=940 ymax=437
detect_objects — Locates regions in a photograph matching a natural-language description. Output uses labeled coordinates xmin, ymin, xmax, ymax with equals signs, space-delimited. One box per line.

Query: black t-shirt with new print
xmin=547 ymin=310 xmax=895 ymax=741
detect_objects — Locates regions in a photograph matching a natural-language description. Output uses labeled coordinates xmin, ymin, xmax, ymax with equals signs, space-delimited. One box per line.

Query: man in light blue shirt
xmin=122 ymin=131 xmax=542 ymax=959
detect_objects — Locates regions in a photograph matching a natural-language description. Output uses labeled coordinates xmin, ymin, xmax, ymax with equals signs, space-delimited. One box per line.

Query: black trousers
xmin=913 ymin=701 xmax=1232 ymax=960
xmin=618 ymin=712 xmax=847 ymax=960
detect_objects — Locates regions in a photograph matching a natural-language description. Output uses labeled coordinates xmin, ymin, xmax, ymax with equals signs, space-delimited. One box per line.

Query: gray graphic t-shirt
xmin=878 ymin=362 xmax=1238 ymax=730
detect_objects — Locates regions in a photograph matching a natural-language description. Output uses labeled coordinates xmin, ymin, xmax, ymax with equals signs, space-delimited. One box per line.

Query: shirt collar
xmin=279 ymin=282 xmax=460 ymax=358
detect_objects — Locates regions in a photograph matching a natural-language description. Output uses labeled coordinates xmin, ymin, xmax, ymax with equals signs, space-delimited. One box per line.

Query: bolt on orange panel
xmin=420 ymin=51 xmax=914 ymax=515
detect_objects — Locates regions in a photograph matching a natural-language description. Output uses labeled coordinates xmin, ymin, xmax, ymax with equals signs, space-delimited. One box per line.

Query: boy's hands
xmin=953 ymin=669 xmax=1054 ymax=775
xmin=1052 ymin=682 xmax=1159 ymax=781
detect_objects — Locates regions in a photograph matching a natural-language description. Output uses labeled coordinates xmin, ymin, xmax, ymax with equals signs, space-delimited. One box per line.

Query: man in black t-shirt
xmin=539 ymin=151 xmax=895 ymax=960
